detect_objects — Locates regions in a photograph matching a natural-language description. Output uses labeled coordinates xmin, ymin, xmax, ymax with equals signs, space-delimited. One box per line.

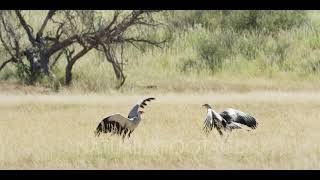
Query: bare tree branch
xmin=65 ymin=45 xmax=94 ymax=85
xmin=136 ymin=21 xmax=163 ymax=27
xmin=14 ymin=10 xmax=36 ymax=46
xmin=0 ymin=14 xmax=19 ymax=55
xmin=0 ymin=29 xmax=17 ymax=61
xmin=36 ymin=10 xmax=57 ymax=41
xmin=50 ymin=17 xmax=66 ymax=41
xmin=105 ymin=10 xmax=120 ymax=31
xmin=123 ymin=37 xmax=166 ymax=48
xmin=0 ymin=12 xmax=24 ymax=65
xmin=70 ymin=46 xmax=93 ymax=64
xmin=64 ymin=48 xmax=75 ymax=62
xmin=1 ymin=10 xmax=166 ymax=88
xmin=0 ymin=58 xmax=16 ymax=72
xmin=106 ymin=10 xmax=144 ymax=40
xmin=50 ymin=50 xmax=64 ymax=69
xmin=47 ymin=35 xmax=78 ymax=56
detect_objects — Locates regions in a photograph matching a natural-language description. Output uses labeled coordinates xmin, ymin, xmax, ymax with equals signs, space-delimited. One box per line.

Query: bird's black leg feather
xmin=128 ymin=130 xmax=133 ymax=138
xmin=122 ymin=128 xmax=129 ymax=139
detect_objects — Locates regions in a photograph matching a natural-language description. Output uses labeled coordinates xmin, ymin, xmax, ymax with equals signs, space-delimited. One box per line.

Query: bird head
xmin=139 ymin=110 xmax=144 ymax=114
xmin=202 ymin=104 xmax=212 ymax=109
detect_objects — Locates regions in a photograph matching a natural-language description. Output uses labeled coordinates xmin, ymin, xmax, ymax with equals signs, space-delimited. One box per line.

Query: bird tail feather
xmin=94 ymin=122 xmax=102 ymax=137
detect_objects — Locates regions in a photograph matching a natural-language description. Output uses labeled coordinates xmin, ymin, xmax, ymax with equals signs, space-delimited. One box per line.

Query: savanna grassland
xmin=1 ymin=10 xmax=320 ymax=169
xmin=1 ymin=90 xmax=320 ymax=169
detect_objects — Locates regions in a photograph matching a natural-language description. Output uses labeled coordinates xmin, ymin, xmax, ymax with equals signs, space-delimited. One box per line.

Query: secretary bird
xmin=94 ymin=97 xmax=155 ymax=139
xmin=202 ymin=104 xmax=258 ymax=136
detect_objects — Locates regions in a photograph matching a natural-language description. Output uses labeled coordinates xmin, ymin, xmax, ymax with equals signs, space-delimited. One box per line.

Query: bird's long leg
xmin=107 ymin=123 xmax=111 ymax=133
xmin=128 ymin=130 xmax=133 ymax=138
xmin=115 ymin=125 xmax=120 ymax=136
xmin=121 ymin=129 xmax=128 ymax=142
xmin=101 ymin=122 xmax=106 ymax=133
xmin=224 ymin=131 xmax=231 ymax=142
xmin=111 ymin=124 xmax=117 ymax=136
xmin=214 ymin=121 xmax=223 ymax=137
xmin=217 ymin=128 xmax=223 ymax=137
xmin=119 ymin=127 xmax=124 ymax=136
xmin=124 ymin=129 xmax=128 ymax=137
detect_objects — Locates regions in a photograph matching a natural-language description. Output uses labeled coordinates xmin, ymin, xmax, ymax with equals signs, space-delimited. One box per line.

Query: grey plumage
xmin=220 ymin=108 xmax=258 ymax=129
xmin=202 ymin=104 xmax=225 ymax=136
xmin=225 ymin=121 xmax=242 ymax=130
xmin=202 ymin=104 xmax=258 ymax=136
xmin=95 ymin=97 xmax=155 ymax=139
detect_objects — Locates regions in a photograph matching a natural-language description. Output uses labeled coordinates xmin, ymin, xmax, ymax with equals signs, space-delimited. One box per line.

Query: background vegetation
xmin=1 ymin=10 xmax=320 ymax=93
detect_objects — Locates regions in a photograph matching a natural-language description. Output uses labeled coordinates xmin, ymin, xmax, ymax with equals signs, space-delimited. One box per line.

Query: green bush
xmin=233 ymin=32 xmax=265 ymax=60
xmin=15 ymin=63 xmax=32 ymax=84
xmin=166 ymin=10 xmax=221 ymax=31
xmin=179 ymin=58 xmax=202 ymax=73
xmin=221 ymin=10 xmax=308 ymax=34
xmin=197 ymin=30 xmax=235 ymax=72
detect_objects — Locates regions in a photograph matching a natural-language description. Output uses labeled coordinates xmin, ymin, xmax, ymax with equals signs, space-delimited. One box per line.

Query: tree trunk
xmin=111 ymin=62 xmax=126 ymax=88
xmin=40 ymin=54 xmax=50 ymax=76
xmin=65 ymin=61 xmax=75 ymax=86
xmin=25 ymin=53 xmax=41 ymax=85
xmin=65 ymin=47 xmax=94 ymax=86
xmin=28 ymin=60 xmax=38 ymax=85
xmin=111 ymin=62 xmax=121 ymax=80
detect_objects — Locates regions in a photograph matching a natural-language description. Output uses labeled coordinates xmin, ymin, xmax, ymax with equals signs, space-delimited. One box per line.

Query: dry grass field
xmin=1 ymin=90 xmax=320 ymax=169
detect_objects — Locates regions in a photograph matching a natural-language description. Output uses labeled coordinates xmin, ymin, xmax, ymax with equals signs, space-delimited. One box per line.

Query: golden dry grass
xmin=1 ymin=91 xmax=320 ymax=169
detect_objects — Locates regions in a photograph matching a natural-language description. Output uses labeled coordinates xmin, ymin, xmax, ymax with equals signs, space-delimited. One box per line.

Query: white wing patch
xmin=224 ymin=108 xmax=238 ymax=119
xmin=233 ymin=109 xmax=248 ymax=117
xmin=228 ymin=122 xmax=242 ymax=129
xmin=211 ymin=109 xmax=223 ymax=122
xmin=207 ymin=109 xmax=213 ymax=124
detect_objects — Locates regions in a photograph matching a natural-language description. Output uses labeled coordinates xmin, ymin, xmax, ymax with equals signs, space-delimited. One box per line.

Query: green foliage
xmin=233 ymin=32 xmax=264 ymax=60
xmin=307 ymin=60 xmax=320 ymax=74
xmin=0 ymin=10 xmax=319 ymax=92
xmin=221 ymin=10 xmax=308 ymax=34
xmin=15 ymin=63 xmax=33 ymax=84
xmin=195 ymin=28 xmax=236 ymax=73
xmin=179 ymin=58 xmax=203 ymax=73
xmin=168 ymin=10 xmax=309 ymax=76
xmin=166 ymin=11 xmax=222 ymax=31
xmin=167 ymin=10 xmax=308 ymax=34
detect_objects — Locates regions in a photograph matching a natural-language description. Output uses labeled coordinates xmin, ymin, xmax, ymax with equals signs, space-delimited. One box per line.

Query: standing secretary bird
xmin=202 ymin=104 xmax=258 ymax=136
xmin=94 ymin=97 xmax=155 ymax=139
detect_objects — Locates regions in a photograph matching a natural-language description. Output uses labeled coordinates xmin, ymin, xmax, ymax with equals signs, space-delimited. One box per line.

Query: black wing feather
xmin=220 ymin=111 xmax=232 ymax=123
xmin=237 ymin=114 xmax=258 ymax=129
xmin=203 ymin=118 xmax=213 ymax=135
xmin=94 ymin=116 xmax=127 ymax=137
xmin=139 ymin=97 xmax=155 ymax=108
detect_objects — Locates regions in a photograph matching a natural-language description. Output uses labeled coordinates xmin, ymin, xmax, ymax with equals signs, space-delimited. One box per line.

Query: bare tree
xmin=0 ymin=10 xmax=167 ymax=88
